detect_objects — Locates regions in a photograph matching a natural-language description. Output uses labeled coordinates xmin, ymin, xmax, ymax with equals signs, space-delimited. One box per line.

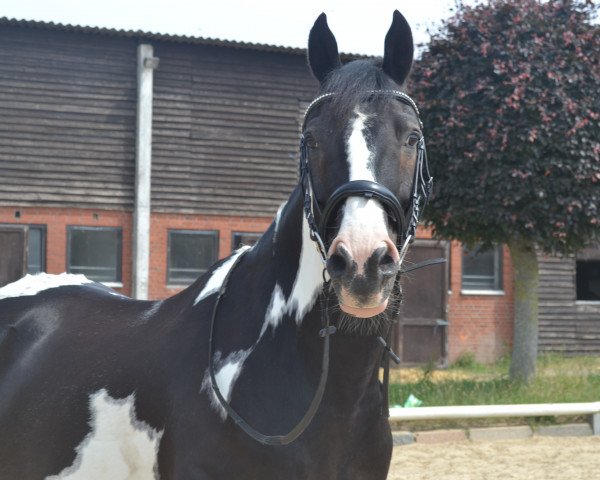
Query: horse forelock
xmin=319 ymin=60 xmax=399 ymax=121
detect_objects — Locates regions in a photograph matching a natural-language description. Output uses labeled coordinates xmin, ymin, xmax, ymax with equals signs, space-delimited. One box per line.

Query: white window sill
xmin=575 ymin=300 xmax=600 ymax=305
xmin=101 ymin=282 xmax=123 ymax=288
xmin=461 ymin=289 xmax=505 ymax=296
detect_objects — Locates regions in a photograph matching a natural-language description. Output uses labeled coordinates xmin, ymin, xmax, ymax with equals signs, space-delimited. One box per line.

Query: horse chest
xmin=172 ymin=387 xmax=392 ymax=480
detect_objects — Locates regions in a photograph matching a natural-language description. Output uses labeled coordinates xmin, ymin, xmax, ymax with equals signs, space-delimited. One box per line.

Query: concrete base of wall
xmin=393 ymin=422 xmax=595 ymax=446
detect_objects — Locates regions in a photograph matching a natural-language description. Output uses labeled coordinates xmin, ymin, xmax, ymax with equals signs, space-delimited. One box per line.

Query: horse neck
xmin=249 ymin=185 xmax=384 ymax=397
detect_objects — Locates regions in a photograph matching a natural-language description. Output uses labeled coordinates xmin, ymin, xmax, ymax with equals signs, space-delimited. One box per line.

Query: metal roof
xmin=0 ymin=16 xmax=367 ymax=59
xmin=0 ymin=16 xmax=309 ymax=55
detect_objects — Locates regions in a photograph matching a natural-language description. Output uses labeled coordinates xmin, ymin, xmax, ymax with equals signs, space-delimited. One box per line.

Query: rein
xmin=207 ymin=89 xmax=444 ymax=446
xmin=207 ymin=250 xmax=337 ymax=446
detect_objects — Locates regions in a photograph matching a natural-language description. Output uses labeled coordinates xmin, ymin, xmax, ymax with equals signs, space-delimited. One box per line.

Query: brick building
xmin=1 ymin=18 xmax=598 ymax=363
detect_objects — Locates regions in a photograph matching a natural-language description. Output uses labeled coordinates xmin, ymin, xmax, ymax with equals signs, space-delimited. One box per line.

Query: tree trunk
xmin=508 ymin=239 xmax=539 ymax=383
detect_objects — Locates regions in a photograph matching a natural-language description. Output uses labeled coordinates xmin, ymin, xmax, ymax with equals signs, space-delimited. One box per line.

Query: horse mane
xmin=319 ymin=59 xmax=402 ymax=120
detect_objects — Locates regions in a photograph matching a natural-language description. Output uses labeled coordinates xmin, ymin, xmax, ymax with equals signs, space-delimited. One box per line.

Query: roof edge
xmin=0 ymin=16 xmax=369 ymax=59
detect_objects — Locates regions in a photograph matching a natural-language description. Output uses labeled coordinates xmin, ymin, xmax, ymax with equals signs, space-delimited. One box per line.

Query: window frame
xmin=231 ymin=231 xmax=262 ymax=253
xmin=66 ymin=226 xmax=123 ymax=286
xmin=26 ymin=224 xmax=47 ymax=274
xmin=167 ymin=229 xmax=219 ymax=287
xmin=575 ymin=246 xmax=600 ymax=303
xmin=461 ymin=244 xmax=504 ymax=295
xmin=0 ymin=223 xmax=46 ymax=274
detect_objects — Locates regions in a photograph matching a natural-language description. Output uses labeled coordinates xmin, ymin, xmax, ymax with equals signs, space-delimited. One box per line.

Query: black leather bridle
xmin=299 ymin=90 xmax=433 ymax=267
xmin=207 ymin=90 xmax=440 ymax=446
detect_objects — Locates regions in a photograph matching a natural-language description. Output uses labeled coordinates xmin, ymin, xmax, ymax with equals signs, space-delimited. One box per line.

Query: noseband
xmin=299 ymin=90 xmax=433 ymax=265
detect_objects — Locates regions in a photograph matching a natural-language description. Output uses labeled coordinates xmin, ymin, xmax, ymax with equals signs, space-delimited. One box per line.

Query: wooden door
xmin=393 ymin=240 xmax=448 ymax=365
xmin=0 ymin=226 xmax=28 ymax=288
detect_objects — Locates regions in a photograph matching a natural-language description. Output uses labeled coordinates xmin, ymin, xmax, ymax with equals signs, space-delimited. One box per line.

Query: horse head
xmin=302 ymin=11 xmax=428 ymax=320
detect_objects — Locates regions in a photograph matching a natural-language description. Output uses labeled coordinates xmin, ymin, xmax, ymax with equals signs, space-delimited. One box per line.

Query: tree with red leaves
xmin=412 ymin=0 xmax=600 ymax=381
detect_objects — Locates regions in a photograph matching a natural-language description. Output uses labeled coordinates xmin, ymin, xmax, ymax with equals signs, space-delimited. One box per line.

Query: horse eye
xmin=304 ymin=134 xmax=318 ymax=149
xmin=406 ymin=133 xmax=420 ymax=147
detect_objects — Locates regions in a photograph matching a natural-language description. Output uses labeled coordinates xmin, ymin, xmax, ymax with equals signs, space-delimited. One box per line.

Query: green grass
xmin=390 ymin=374 xmax=600 ymax=407
xmin=388 ymin=353 xmax=600 ymax=430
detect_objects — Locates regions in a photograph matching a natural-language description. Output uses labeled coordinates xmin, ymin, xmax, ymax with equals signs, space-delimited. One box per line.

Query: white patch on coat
xmin=194 ymin=247 xmax=250 ymax=305
xmin=260 ymin=284 xmax=287 ymax=337
xmin=201 ymin=349 xmax=252 ymax=420
xmin=260 ymin=215 xmax=328 ymax=336
xmin=0 ymin=273 xmax=93 ymax=300
xmin=138 ymin=301 xmax=163 ymax=323
xmin=260 ymin=218 xmax=326 ymax=332
xmin=287 ymin=217 xmax=325 ymax=324
xmin=46 ymin=390 xmax=163 ymax=480
xmin=272 ymin=201 xmax=287 ymax=248
xmin=274 ymin=202 xmax=287 ymax=236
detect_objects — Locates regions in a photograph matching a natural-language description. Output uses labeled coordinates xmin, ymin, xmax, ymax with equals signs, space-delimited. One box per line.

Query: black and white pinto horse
xmin=0 ymin=11 xmax=432 ymax=480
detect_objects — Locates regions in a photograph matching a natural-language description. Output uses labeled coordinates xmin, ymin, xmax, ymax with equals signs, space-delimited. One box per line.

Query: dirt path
xmin=388 ymin=436 xmax=600 ymax=479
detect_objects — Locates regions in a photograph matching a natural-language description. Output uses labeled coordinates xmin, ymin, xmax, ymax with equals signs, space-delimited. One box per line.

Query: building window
xmin=27 ymin=225 xmax=46 ymax=274
xmin=462 ymin=244 xmax=503 ymax=291
xmin=168 ymin=230 xmax=218 ymax=286
xmin=0 ymin=224 xmax=46 ymax=274
xmin=67 ymin=227 xmax=122 ymax=283
xmin=576 ymin=246 xmax=600 ymax=301
xmin=231 ymin=232 xmax=262 ymax=252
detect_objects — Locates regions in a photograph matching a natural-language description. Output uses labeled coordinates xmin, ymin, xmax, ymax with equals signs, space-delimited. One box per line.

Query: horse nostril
xmin=327 ymin=253 xmax=346 ymax=279
xmin=379 ymin=254 xmax=397 ymax=274
xmin=374 ymin=247 xmax=399 ymax=278
xmin=326 ymin=243 xmax=353 ymax=279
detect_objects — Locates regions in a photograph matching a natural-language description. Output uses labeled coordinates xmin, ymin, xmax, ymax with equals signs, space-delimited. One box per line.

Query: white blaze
xmin=335 ymin=110 xmax=391 ymax=271
xmin=346 ymin=111 xmax=375 ymax=182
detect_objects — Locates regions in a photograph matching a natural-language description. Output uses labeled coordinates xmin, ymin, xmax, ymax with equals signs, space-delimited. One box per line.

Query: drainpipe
xmin=133 ymin=44 xmax=159 ymax=300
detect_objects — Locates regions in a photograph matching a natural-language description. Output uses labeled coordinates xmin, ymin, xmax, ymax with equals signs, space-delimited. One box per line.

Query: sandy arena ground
xmin=388 ymin=436 xmax=600 ymax=479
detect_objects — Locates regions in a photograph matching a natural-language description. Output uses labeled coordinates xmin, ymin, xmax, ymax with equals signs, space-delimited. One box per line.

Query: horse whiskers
xmin=321 ymin=290 xmax=402 ymax=337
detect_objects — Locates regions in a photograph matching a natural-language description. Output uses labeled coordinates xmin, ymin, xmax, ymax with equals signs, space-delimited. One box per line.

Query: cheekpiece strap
xmin=299 ymin=135 xmax=328 ymax=264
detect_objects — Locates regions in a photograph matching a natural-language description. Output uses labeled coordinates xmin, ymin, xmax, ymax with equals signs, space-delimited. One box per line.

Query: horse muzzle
xmin=326 ymin=233 xmax=400 ymax=318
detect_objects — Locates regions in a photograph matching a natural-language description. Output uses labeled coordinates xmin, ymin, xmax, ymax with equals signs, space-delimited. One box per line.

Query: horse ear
xmin=308 ymin=13 xmax=342 ymax=84
xmin=382 ymin=10 xmax=414 ymax=86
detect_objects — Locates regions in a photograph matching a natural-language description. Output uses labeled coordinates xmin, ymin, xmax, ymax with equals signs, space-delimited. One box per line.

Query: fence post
xmin=591 ymin=413 xmax=599 ymax=436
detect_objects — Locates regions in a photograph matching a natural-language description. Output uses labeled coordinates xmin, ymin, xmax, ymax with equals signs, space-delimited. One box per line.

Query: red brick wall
xmin=446 ymin=241 xmax=514 ymax=363
xmin=411 ymin=226 xmax=514 ymax=363
xmin=0 ymin=206 xmax=514 ymax=362
xmin=148 ymin=212 xmax=271 ymax=299
xmin=0 ymin=207 xmax=271 ymax=300
xmin=0 ymin=206 xmax=133 ymax=295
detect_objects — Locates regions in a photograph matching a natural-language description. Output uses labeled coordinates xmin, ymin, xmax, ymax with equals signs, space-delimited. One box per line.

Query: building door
xmin=0 ymin=226 xmax=28 ymax=288
xmin=393 ymin=240 xmax=448 ymax=365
